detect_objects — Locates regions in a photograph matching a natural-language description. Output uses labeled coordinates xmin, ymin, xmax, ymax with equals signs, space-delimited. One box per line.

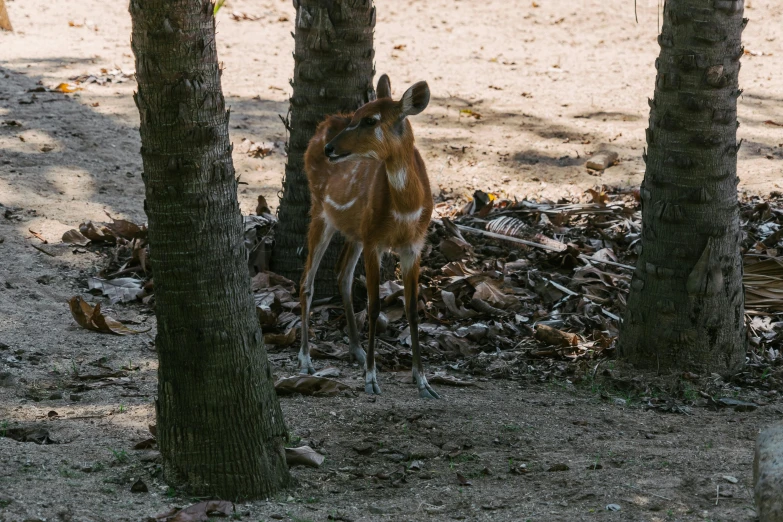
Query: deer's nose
xmin=324 ymin=144 xmax=335 ymax=157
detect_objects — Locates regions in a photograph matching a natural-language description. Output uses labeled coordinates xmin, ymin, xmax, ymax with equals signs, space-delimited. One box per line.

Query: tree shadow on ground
xmin=0 ymin=59 xmax=290 ymax=227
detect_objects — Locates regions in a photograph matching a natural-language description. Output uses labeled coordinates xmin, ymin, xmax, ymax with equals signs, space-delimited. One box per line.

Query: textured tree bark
xmin=272 ymin=0 xmax=377 ymax=298
xmin=619 ymin=0 xmax=747 ymax=373
xmin=0 ymin=0 xmax=13 ymax=32
xmin=129 ymin=0 xmax=290 ymax=498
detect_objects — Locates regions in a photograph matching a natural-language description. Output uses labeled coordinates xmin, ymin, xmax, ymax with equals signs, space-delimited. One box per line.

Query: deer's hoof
xmin=365 ymin=382 xmax=382 ymax=395
xmin=418 ymin=385 xmax=441 ymax=399
xmin=364 ymin=367 xmax=381 ymax=395
xmin=350 ymin=346 xmax=367 ymax=367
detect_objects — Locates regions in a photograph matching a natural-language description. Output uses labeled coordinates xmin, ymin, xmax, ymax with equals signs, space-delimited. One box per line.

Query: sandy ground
xmin=1 ymin=0 xmax=782 ymax=520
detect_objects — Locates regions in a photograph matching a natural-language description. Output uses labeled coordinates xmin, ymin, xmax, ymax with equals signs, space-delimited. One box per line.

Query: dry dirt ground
xmin=1 ymin=0 xmax=782 ymax=521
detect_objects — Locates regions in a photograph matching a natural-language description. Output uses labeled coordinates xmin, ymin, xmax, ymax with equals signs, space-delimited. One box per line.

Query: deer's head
xmin=324 ymin=75 xmax=430 ymax=163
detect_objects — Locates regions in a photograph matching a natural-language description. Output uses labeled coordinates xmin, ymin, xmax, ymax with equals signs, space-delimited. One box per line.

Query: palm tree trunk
xmin=273 ymin=0 xmax=376 ymax=298
xmin=129 ymin=0 xmax=290 ymax=497
xmin=619 ymin=0 xmax=747 ymax=373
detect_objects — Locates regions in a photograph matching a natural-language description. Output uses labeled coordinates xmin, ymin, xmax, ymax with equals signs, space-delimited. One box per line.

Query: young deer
xmin=298 ymin=74 xmax=439 ymax=399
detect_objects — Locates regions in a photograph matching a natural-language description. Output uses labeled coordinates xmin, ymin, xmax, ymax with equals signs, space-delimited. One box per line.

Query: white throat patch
xmin=325 ymin=195 xmax=357 ymax=211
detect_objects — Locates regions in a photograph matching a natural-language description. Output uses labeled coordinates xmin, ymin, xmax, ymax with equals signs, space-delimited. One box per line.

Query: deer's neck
xmin=384 ymin=155 xmax=421 ymax=213
xmin=383 ymin=143 xmax=423 ymax=214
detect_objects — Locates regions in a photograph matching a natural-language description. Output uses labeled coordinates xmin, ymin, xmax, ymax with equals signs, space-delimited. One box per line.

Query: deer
xmin=297 ymin=74 xmax=439 ymax=399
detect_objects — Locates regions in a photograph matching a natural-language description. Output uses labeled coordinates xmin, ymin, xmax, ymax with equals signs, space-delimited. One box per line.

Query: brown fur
xmin=303 ymin=107 xmax=432 ymax=251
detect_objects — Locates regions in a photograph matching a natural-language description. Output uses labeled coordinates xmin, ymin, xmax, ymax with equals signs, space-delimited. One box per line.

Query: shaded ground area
xmin=1 ymin=0 xmax=783 ymax=521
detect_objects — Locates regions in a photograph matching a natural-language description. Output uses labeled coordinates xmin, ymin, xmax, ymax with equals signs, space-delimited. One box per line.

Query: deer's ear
xmin=400 ymin=81 xmax=430 ymax=117
xmin=376 ymin=74 xmax=392 ymax=99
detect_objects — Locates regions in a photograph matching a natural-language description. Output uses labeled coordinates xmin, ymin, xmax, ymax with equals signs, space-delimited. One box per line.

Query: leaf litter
xmin=74 ymin=188 xmax=783 ymax=411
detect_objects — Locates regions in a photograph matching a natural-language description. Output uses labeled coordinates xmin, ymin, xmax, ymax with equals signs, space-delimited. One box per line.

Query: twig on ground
xmin=28 ymin=229 xmax=47 ymax=243
xmin=432 ymin=219 xmax=564 ymax=252
xmin=578 ymin=254 xmax=635 ymax=271
xmin=30 ymin=243 xmax=55 ymax=257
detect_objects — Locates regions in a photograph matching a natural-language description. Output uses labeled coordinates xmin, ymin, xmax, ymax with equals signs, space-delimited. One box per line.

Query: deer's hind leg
xmin=400 ymin=244 xmax=440 ymax=399
xmin=336 ymin=240 xmax=366 ymax=366
xmin=298 ymin=214 xmax=335 ymax=375
xmin=363 ymin=246 xmax=382 ymax=395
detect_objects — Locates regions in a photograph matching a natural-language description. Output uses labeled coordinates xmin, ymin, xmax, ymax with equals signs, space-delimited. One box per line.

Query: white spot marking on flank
xmin=375 ymin=126 xmax=383 ymax=142
xmin=325 ymin=195 xmax=357 ymax=211
xmin=372 ymin=113 xmax=381 ymax=121
xmin=388 ymin=167 xmax=407 ymax=191
xmin=392 ymin=207 xmax=423 ymax=224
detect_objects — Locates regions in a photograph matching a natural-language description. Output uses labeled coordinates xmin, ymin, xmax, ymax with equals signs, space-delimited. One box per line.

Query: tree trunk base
xmin=754 ymin=421 xmax=783 ymax=522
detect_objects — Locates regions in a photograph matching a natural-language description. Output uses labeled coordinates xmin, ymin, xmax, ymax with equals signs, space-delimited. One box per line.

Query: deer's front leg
xmin=337 ymin=240 xmax=366 ymax=366
xmin=401 ymin=245 xmax=440 ymax=399
xmin=363 ymin=246 xmax=381 ymax=395
xmin=298 ymin=215 xmax=335 ymax=375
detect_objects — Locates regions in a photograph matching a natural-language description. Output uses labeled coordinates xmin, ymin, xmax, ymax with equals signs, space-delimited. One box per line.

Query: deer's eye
xmin=361 ymin=117 xmax=377 ymax=127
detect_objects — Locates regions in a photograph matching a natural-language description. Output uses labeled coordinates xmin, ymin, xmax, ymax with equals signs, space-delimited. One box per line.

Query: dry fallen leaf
xmin=442 ymin=261 xmax=477 ymax=278
xmin=534 ymin=324 xmax=579 ymax=347
xmin=309 ymin=343 xmax=347 ymax=360
xmin=285 ymin=446 xmax=325 ymax=468
xmin=251 ymin=271 xmax=295 ymax=293
xmin=274 ymin=375 xmax=351 ymax=397
xmin=428 ymin=373 xmax=475 ymax=387
xmin=133 ymin=438 xmax=157 ymax=450
xmin=104 ymin=212 xmax=147 ymax=240
xmin=472 ymin=281 xmax=519 ymax=309
xmin=53 ymin=82 xmax=81 ymax=93
xmin=88 ymin=277 xmax=144 ymax=304
xmin=68 ymin=296 xmax=149 ymax=335
xmin=79 ymin=221 xmax=113 ymax=243
xmin=440 ymin=237 xmax=473 ymax=261
xmin=256 ymin=194 xmax=272 ymax=215
xmin=229 ymin=11 xmax=261 ymax=21
xmin=441 ymin=290 xmax=477 ymax=319
xmin=255 ymin=291 xmax=281 ymax=327
xmin=263 ymin=327 xmax=296 ymax=346
xmin=459 ymin=108 xmax=481 ymax=119
xmin=586 ymin=188 xmax=610 ymax=205
xmin=62 ymin=229 xmax=90 ymax=246
xmin=744 ymin=258 xmax=783 ymax=311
